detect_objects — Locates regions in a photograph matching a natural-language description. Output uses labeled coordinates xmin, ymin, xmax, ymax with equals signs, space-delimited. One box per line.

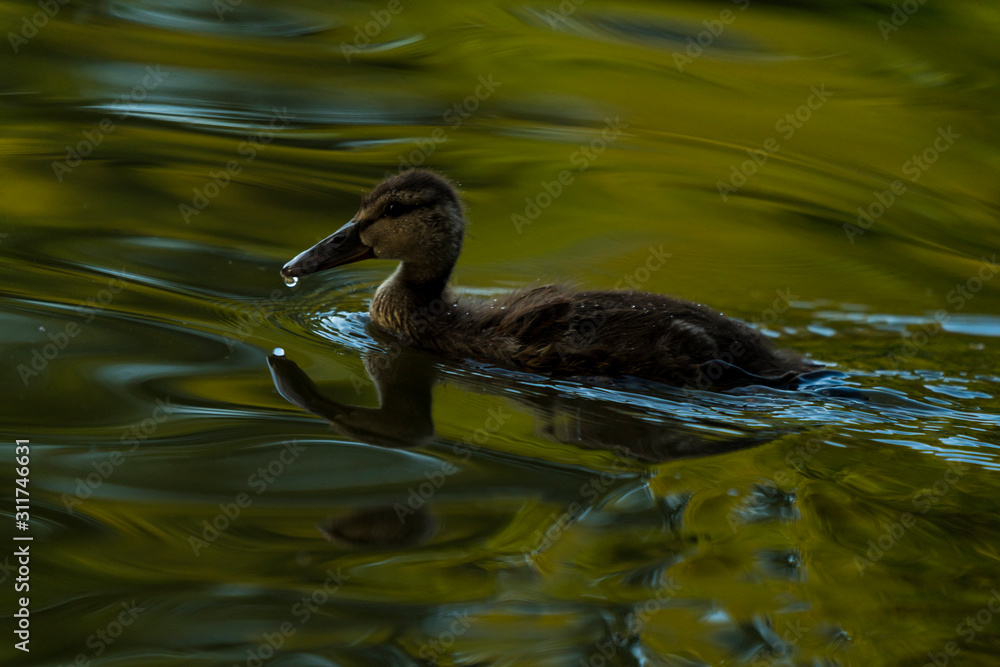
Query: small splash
xmin=284 ymin=276 xmax=299 ymax=287
xmin=273 ymin=347 xmax=285 ymax=357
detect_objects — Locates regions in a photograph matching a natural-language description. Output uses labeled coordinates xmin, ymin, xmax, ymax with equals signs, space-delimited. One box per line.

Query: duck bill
xmin=280 ymin=219 xmax=375 ymax=279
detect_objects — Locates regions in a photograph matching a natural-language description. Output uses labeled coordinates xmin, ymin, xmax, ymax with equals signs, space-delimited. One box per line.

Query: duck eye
xmin=384 ymin=202 xmax=416 ymax=218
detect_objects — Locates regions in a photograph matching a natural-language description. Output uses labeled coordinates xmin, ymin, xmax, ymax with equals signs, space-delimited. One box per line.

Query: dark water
xmin=2 ymin=0 xmax=1000 ymax=665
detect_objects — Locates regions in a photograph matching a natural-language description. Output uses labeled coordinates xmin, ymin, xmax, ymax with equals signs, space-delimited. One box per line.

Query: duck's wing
xmin=447 ymin=284 xmax=576 ymax=371
xmin=454 ymin=286 xmax=816 ymax=387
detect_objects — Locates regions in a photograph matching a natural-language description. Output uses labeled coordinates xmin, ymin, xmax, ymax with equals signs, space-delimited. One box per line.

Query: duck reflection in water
xmin=268 ymin=344 xmax=820 ymax=663
xmin=267 ymin=341 xmax=797 ymax=535
xmin=267 ymin=343 xmax=788 ymax=463
xmin=268 ymin=346 xmax=812 ymax=664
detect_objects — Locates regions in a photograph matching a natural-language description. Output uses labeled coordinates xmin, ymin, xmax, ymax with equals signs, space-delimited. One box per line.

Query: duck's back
xmin=426 ymin=285 xmax=814 ymax=388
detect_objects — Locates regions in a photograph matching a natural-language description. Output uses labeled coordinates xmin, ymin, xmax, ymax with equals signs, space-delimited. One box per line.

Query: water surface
xmin=2 ymin=0 xmax=1000 ymax=665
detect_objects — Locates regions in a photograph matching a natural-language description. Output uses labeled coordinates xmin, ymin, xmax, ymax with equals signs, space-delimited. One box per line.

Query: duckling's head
xmin=281 ymin=169 xmax=464 ymax=286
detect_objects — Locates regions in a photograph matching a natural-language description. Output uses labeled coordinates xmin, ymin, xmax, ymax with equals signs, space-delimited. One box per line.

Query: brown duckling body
xmin=281 ymin=169 xmax=818 ymax=389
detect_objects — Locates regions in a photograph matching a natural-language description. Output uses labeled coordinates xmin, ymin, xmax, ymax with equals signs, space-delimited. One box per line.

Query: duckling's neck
xmin=370 ymin=263 xmax=455 ymax=340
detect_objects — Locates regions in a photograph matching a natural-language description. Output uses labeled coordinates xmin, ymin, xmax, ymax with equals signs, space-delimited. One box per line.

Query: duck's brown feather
xmin=381 ymin=284 xmax=814 ymax=388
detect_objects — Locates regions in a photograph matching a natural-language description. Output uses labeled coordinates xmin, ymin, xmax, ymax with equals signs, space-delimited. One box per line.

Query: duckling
xmin=281 ymin=169 xmax=818 ymax=389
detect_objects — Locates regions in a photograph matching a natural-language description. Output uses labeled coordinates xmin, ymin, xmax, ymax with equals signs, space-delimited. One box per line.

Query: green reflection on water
xmin=1 ymin=0 xmax=1000 ymax=665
